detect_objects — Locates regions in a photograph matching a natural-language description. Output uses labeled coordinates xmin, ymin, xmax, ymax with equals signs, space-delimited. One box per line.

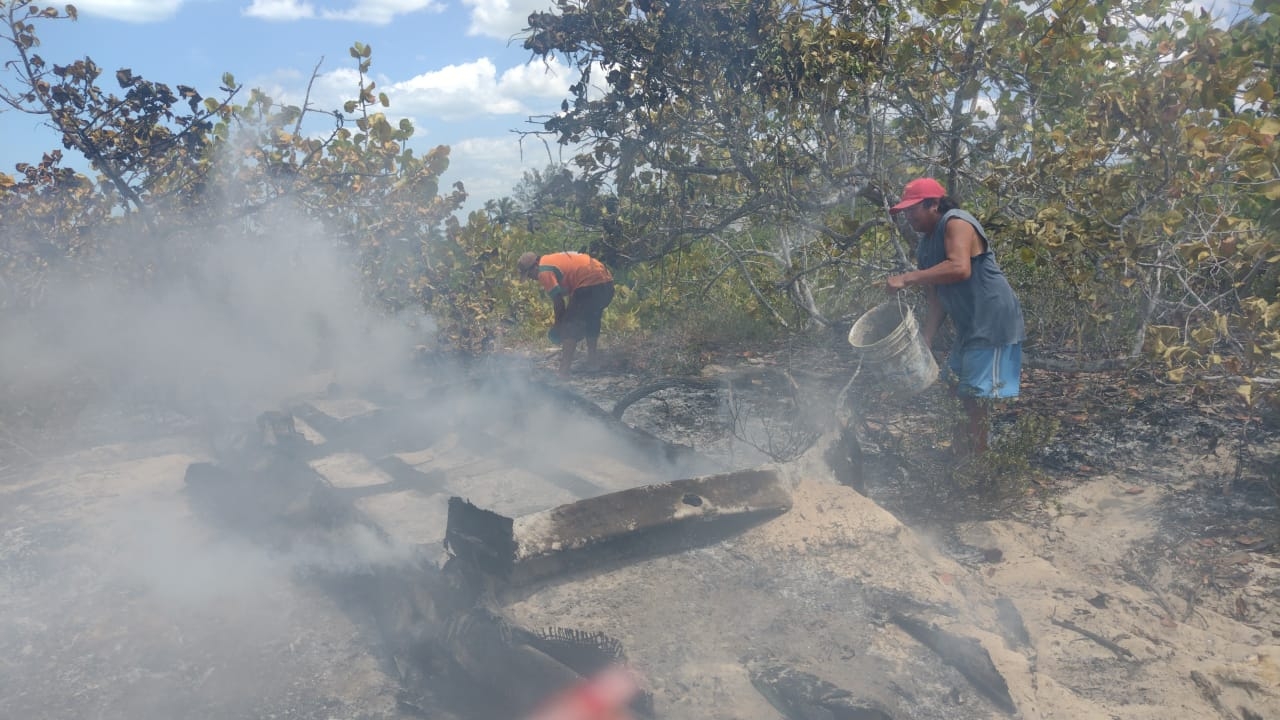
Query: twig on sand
xmin=1190 ymin=670 xmax=1237 ymax=720
xmin=1182 ymin=586 xmax=1204 ymax=626
xmin=1050 ymin=616 xmax=1134 ymax=659
xmin=1122 ymin=558 xmax=1182 ymax=626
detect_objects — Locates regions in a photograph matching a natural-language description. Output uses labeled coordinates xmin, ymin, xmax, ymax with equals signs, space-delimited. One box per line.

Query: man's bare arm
xmin=886 ymin=219 xmax=978 ymax=290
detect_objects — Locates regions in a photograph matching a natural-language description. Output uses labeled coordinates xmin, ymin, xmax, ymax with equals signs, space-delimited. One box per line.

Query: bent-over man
xmin=517 ymin=251 xmax=615 ymax=378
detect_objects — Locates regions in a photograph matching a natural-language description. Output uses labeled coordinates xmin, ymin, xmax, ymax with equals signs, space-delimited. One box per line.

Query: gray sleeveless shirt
xmin=916 ymin=209 xmax=1025 ymax=350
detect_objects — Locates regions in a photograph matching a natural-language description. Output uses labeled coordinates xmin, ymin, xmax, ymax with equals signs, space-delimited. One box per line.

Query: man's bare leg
xmin=961 ymin=396 xmax=990 ymax=456
xmin=559 ymin=337 xmax=577 ymax=378
xmin=583 ymin=335 xmax=601 ymax=369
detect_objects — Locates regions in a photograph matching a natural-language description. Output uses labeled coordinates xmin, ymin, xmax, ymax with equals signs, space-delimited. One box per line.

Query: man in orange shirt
xmin=518 ymin=251 xmax=616 ymax=377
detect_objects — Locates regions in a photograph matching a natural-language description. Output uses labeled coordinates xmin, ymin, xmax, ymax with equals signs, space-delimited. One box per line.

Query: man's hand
xmin=885 ymin=274 xmax=909 ymax=293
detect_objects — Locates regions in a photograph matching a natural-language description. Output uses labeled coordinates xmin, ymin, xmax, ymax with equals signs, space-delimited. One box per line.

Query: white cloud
xmin=247 ymin=67 xmax=361 ymax=114
xmin=384 ymin=57 xmax=570 ymax=122
xmin=243 ymin=0 xmax=316 ymax=20
xmin=388 ymin=59 xmax=522 ymax=121
xmin=309 ymin=67 xmax=369 ymax=108
xmin=249 ymin=57 xmax=563 ymax=124
xmin=241 ymin=57 xmax=571 ymax=212
xmin=250 ymin=61 xmax=502 ymax=126
xmin=320 ymin=0 xmax=443 ymax=24
xmin=462 ymin=0 xmax=553 ymax=39
xmin=72 ymin=0 xmax=187 ymax=22
xmin=448 ymin=135 xmax=548 ymax=209
xmin=499 ymin=58 xmax=574 ymax=99
xmin=244 ymin=0 xmax=441 ymax=23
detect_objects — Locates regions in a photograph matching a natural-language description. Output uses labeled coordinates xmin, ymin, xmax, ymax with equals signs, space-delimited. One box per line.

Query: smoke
xmin=108 ymin=499 xmax=421 ymax=608
xmin=0 ymin=164 xmax=719 ymax=718
xmin=0 ymin=207 xmax=432 ymax=432
xmin=0 ymin=196 xmax=451 ymax=718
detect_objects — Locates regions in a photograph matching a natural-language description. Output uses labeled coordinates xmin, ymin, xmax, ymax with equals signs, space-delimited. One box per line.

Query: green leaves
xmin=509 ymin=0 xmax=1280 ymax=396
xmin=2 ymin=0 xmax=1277 ymax=396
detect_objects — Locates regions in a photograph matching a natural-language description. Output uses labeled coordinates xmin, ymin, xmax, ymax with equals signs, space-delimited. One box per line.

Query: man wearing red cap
xmin=885 ymin=178 xmax=1025 ymax=457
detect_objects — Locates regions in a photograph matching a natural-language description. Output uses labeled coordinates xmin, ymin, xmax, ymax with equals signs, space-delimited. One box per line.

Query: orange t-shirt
xmin=535 ymin=252 xmax=613 ymax=299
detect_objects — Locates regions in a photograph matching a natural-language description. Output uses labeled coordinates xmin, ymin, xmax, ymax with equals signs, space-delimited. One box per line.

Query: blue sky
xmin=0 ymin=0 xmax=1255 ymax=217
xmin=0 ymin=0 xmax=576 ymax=213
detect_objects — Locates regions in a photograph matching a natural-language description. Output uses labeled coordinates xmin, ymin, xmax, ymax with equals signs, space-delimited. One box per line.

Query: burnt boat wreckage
xmin=184 ymin=366 xmax=1019 ymax=720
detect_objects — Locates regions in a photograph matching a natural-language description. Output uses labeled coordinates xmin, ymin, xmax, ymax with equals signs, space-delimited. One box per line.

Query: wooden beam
xmin=445 ymin=468 xmax=792 ymax=584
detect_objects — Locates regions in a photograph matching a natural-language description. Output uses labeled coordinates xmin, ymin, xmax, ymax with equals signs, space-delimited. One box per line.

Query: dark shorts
xmin=563 ymin=281 xmax=615 ymax=341
xmin=945 ymin=343 xmax=1022 ymax=398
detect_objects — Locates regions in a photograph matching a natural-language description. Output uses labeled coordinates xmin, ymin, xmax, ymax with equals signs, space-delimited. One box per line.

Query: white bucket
xmin=847 ymin=302 xmax=939 ymax=396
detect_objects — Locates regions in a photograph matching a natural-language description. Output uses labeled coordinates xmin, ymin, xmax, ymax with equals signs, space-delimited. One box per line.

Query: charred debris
xmin=183 ymin=370 xmax=1018 ymax=719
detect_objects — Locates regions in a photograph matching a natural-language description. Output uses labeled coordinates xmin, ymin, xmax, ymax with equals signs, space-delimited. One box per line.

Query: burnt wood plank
xmin=445 ymin=468 xmax=791 ymax=584
xmin=445 ymin=607 xmax=580 ymax=714
xmin=890 ymin=614 xmax=1017 ymax=715
xmin=748 ymin=662 xmax=894 ymax=720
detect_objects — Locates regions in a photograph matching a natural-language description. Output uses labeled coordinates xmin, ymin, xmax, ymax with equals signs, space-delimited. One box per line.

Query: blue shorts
xmin=945 ymin=343 xmax=1022 ymax=398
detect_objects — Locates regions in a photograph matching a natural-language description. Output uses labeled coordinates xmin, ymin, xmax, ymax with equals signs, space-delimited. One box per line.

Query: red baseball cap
xmin=890 ymin=178 xmax=947 ymax=212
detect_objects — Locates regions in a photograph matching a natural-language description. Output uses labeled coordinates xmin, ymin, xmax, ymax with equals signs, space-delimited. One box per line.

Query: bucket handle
xmin=879 ymin=276 xmax=910 ymax=317
xmin=893 ymin=291 xmax=913 ymax=328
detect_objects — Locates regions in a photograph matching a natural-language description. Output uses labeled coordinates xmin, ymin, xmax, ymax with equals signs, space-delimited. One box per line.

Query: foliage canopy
xmin=0 ymin=0 xmax=1277 ymax=403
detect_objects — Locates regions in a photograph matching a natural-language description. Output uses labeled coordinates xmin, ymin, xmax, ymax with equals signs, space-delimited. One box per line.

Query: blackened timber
xmin=890 ymin=614 xmax=1017 ymax=714
xmin=444 ymin=607 xmax=582 ymax=715
xmin=748 ymin=662 xmax=895 ymax=720
xmin=513 ymin=468 xmax=791 ymax=566
xmin=445 ymin=498 xmax=516 ymax=576
xmin=525 ymin=628 xmax=656 ymax=717
xmin=529 ymin=627 xmax=626 ymax=676
xmin=445 ymin=469 xmax=791 ymax=584
xmin=994 ymin=597 xmax=1031 ymax=650
xmin=444 ymin=607 xmax=655 ymax=718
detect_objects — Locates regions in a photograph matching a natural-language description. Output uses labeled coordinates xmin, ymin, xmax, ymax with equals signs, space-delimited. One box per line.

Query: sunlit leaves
xmin=2 ymin=0 xmax=1277 ymax=383
xmin=1236 ymin=383 xmax=1253 ymax=405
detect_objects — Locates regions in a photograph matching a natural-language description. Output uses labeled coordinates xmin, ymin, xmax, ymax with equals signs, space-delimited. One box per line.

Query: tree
xmin=0 ymin=5 xmax=466 ymax=321
xmin=520 ymin=0 xmax=1279 ymax=389
xmin=521 ymin=0 xmax=917 ymax=327
xmin=0 ymin=4 xmax=297 ymax=228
